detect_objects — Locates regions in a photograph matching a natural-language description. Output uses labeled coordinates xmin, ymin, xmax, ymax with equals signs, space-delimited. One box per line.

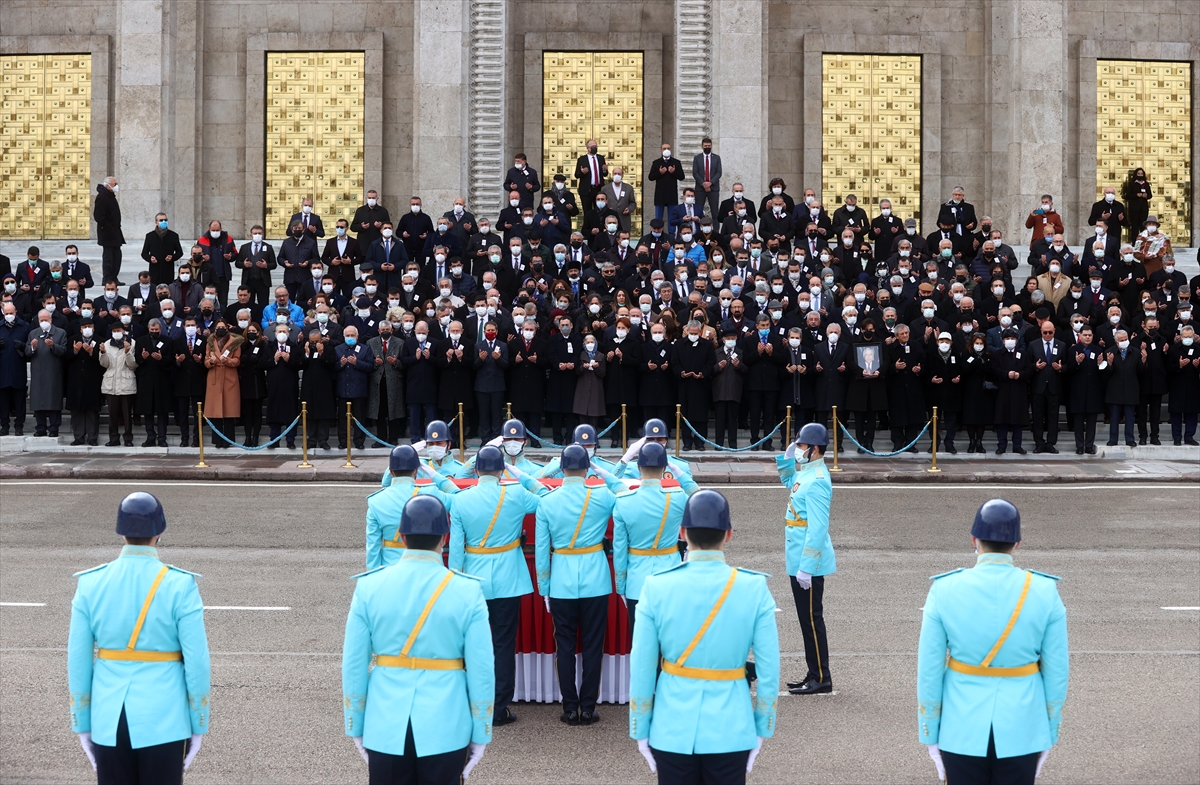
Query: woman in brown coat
xmin=204 ymin=318 xmax=244 ymax=448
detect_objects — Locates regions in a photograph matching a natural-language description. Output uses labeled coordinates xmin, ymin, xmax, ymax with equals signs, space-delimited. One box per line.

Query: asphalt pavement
xmin=1 ymin=481 xmax=1197 ymax=784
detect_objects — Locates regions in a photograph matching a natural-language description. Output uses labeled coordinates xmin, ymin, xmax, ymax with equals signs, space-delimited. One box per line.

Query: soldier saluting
xmin=918 ymin=499 xmax=1069 ymax=784
xmin=68 ymin=492 xmax=210 ymax=783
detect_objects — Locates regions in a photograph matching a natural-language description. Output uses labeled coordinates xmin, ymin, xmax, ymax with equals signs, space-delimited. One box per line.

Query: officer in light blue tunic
xmin=68 ymin=492 xmax=211 ymax=784
xmin=380 ymin=419 xmax=464 ymax=487
xmin=774 ymin=421 xmax=837 ymax=695
xmin=918 ymin=499 xmax=1069 ymax=785
xmin=536 ymin=423 xmax=618 ymax=478
xmin=455 ymin=419 xmax=543 ymax=480
xmin=366 ymin=445 xmax=460 ymax=569
xmin=629 ymin=490 xmax=779 ymax=785
xmin=343 ymin=495 xmax=494 ymax=785
xmin=617 ymin=418 xmax=698 ymax=492
xmin=534 ymin=444 xmax=618 ymax=726
xmin=448 ymin=445 xmax=545 ymax=727
xmin=610 ymin=441 xmax=686 ymax=632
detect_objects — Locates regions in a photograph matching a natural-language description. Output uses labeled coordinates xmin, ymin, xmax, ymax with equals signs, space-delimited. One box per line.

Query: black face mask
xmin=201 ymin=308 xmax=213 ymax=316
xmin=531 ymin=263 xmax=543 ymax=272
xmin=862 ymin=330 xmax=876 ymax=340
xmin=246 ymin=332 xmax=258 ymax=341
xmin=215 ymin=327 xmax=228 ymax=338
xmin=807 ymin=231 xmax=818 ymax=238
xmin=293 ymin=230 xmax=303 ymax=238
xmin=570 ymin=241 xmax=582 ymax=249
xmin=981 ymin=225 xmax=992 ymax=234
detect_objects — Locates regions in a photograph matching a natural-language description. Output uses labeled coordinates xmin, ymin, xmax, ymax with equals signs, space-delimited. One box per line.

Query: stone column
xmin=674 ymin=0 xmax=712 ymax=162
xmin=711 ymin=0 xmax=768 ymax=201
xmin=468 ymin=0 xmax=506 ymax=221
xmin=114 ymin=0 xmax=176 ymax=231
xmin=412 ymin=0 xmax=469 ymax=211
xmin=1000 ymin=0 xmax=1068 ymax=242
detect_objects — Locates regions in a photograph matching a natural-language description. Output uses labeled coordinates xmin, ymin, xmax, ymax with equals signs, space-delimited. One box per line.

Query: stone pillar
xmin=1001 ymin=0 xmax=1068 ymax=242
xmin=712 ymin=0 xmax=768 ymax=201
xmin=674 ymin=0 xmax=712 ymax=162
xmin=412 ymin=0 xmax=469 ymax=211
xmin=468 ymin=0 xmax=506 ymax=221
xmin=114 ymin=0 xmax=176 ymax=232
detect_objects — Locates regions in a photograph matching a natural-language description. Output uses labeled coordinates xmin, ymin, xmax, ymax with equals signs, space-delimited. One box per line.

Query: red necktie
xmin=383 ymin=339 xmax=388 ymax=355
xmin=591 ymin=156 xmax=599 ymax=186
xmin=704 ymin=155 xmax=711 ymax=182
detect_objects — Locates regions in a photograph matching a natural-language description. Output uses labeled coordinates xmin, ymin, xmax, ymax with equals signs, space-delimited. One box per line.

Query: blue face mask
xmin=730 ymin=284 xmax=742 ymax=295
xmin=759 ymin=329 xmax=770 ymax=338
xmin=651 ymin=231 xmax=661 ymax=238
xmin=345 ymin=336 xmax=357 ymax=347
xmin=158 ymin=220 xmax=169 ymax=230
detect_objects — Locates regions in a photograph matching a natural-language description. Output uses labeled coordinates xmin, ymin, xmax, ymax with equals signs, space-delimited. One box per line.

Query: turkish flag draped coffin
xmin=437 ymin=476 xmax=680 ymax=704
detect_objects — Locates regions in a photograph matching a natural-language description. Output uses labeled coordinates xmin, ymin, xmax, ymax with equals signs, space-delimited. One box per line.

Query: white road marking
xmin=1162 ymin=606 xmax=1200 ymax=611
xmin=0 ymin=602 xmax=46 ymax=607
xmin=204 ymin=606 xmax=291 ymax=611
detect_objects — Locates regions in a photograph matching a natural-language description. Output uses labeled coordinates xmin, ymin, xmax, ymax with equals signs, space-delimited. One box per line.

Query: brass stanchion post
xmin=457 ymin=402 xmax=465 ymax=462
xmin=830 ymin=406 xmax=842 ymax=472
xmin=506 ymin=401 xmax=512 ymax=419
xmin=621 ymin=404 xmax=627 ymax=451
xmin=297 ymin=402 xmax=313 ymax=468
xmin=927 ymin=407 xmax=942 ymax=473
xmin=194 ymin=402 xmax=209 ymax=468
xmin=785 ymin=406 xmax=793 ymax=446
xmin=342 ymin=402 xmax=356 ymax=468
xmin=675 ymin=404 xmax=682 ymax=458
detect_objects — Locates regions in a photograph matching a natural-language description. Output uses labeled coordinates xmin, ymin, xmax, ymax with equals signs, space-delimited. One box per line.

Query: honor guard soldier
xmin=534 ymin=444 xmax=619 ymax=725
xmin=617 ymin=418 xmax=699 ymax=492
xmin=381 ymin=419 xmax=463 ymax=487
xmin=343 ymin=495 xmax=494 ymax=785
xmin=68 ymin=492 xmax=211 ymax=783
xmin=366 ymin=445 xmax=460 ymax=569
xmin=775 ymin=422 xmax=836 ymax=695
xmin=455 ymin=419 xmax=543 ymax=479
xmin=448 ymin=445 xmax=546 ymax=727
xmin=609 ymin=441 xmax=686 ymax=630
xmin=536 ymin=423 xmax=618 ymax=478
xmin=918 ymin=499 xmax=1068 ymax=785
xmin=629 ymin=490 xmax=779 ymax=785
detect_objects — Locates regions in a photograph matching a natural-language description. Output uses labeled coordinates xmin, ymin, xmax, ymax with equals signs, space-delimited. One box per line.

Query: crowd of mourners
xmin=1 ymin=162 xmax=1198 ymax=453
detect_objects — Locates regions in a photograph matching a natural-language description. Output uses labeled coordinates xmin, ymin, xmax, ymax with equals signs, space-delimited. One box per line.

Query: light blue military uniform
xmin=534 ymin=477 xmax=616 ymax=599
xmin=381 ymin=455 xmax=464 ymax=488
xmin=618 ymin=455 xmax=699 ymax=494
xmin=774 ymin=455 xmax=835 ymax=576
xmin=68 ymin=545 xmax=211 ymax=748
xmin=917 ymin=553 xmax=1069 ymax=758
xmin=342 ymin=550 xmax=495 ymax=755
xmin=629 ymin=551 xmax=779 ymax=754
xmin=455 ymin=453 xmax=543 ymax=481
xmin=612 ymin=480 xmax=685 ymax=600
xmin=537 ymin=453 xmax=617 ymax=480
xmin=365 ymin=478 xmax=458 ymax=569
xmin=448 ymin=475 xmax=542 ymax=600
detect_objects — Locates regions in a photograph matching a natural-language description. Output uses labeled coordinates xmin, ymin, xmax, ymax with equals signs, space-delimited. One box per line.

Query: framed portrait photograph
xmin=856 ymin=344 xmax=881 ymax=374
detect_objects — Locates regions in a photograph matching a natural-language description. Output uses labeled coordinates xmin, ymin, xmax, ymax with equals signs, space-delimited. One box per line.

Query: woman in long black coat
xmin=845 ymin=331 xmax=888 ymax=453
xmin=300 ymin=330 xmax=338 ymax=449
xmin=237 ymin=327 xmax=269 ymax=446
xmin=544 ymin=319 xmax=582 ymax=444
xmin=1166 ymin=335 xmax=1200 ymax=444
xmin=264 ymin=332 xmax=302 ymax=448
xmin=400 ymin=327 xmax=439 ymax=442
xmin=959 ymin=336 xmax=994 ymax=453
xmin=65 ymin=327 xmax=104 ymax=445
xmin=922 ymin=341 xmax=965 ymax=453
xmin=639 ymin=323 xmax=676 ymax=438
xmin=506 ymin=326 xmax=549 ymax=438
xmin=602 ymin=318 xmax=641 ymax=446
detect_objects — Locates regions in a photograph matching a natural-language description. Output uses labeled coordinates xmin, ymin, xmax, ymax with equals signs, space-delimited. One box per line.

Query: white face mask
xmin=1072 ymin=322 xmax=1083 ymax=332
xmin=185 ymin=326 xmax=198 ymax=337
xmin=651 ymin=333 xmax=665 ymax=343
xmin=1000 ymin=316 xmax=1013 ymax=327
xmin=1117 ymin=340 xmax=1130 ymax=350
xmin=923 ymin=308 xmax=936 ymax=319
xmin=845 ymin=204 xmax=856 ymax=212
xmin=844 ymin=315 xmax=857 ymax=327
xmin=381 ymin=229 xmax=393 ymax=238
xmin=788 ymin=338 xmax=802 ymax=348
xmin=772 ymin=186 xmax=783 ymax=195
xmin=237 ymin=319 xmax=249 ymax=329
xmin=687 ymin=333 xmax=700 ymax=343
xmin=881 ymin=208 xmax=891 ymax=216
xmin=612 ymin=175 xmax=622 ymax=184
xmin=1123 ymin=253 xmax=1134 ymax=262
xmin=439 ymin=287 xmax=452 ymax=298
xmin=522 ymin=330 xmax=535 ymax=341
xmin=938 ymin=342 xmax=951 ymax=353
xmin=120 ymin=315 xmax=132 ymax=325
xmin=724 ymin=339 xmax=737 ymax=349
xmin=1182 ymin=336 xmax=1195 ymax=346
xmin=1104 ymin=193 xmax=1114 ymax=203
xmin=210 ymin=230 xmax=222 ymax=238
xmin=1049 ymin=264 xmax=1061 ymax=274
xmin=827 ymin=333 xmax=839 ymax=345
xmin=1164 ymin=265 xmax=1175 ymax=274
xmin=366 ymin=198 xmax=377 ymax=207
xmin=316 ymin=313 xmax=329 ymax=324
xmin=110 ymin=331 xmax=124 ymax=342
xmin=426 ymin=444 xmax=447 ymax=460
xmin=906 ymin=228 xmax=916 ymax=235
xmin=357 ymin=309 xmax=371 ymax=318
xmin=522 ymin=217 xmax=534 ymax=226
xmin=661 ymin=149 xmax=671 ymax=159
xmin=584 ymin=342 xmax=597 ymax=353
xmin=416 ymin=332 xmax=429 ymax=343
xmin=629 ymin=316 xmax=641 ymax=326
xmin=45 ymin=303 xmax=57 ymax=312
xmin=311 ymin=268 xmax=323 ymax=278
xmin=1109 ymin=314 xmax=1121 ymax=325
xmin=1003 ymin=339 xmax=1017 ymax=350
xmin=589 ymin=304 xmax=601 ymax=314
xmin=449 ymin=331 xmax=462 ymax=341
xmin=616 ymin=328 xmax=628 ymax=339
xmin=365 ymin=285 xmax=377 ymax=295
xmin=502 ymin=440 xmax=523 ymax=457
xmin=475 ymin=306 xmax=488 ymax=317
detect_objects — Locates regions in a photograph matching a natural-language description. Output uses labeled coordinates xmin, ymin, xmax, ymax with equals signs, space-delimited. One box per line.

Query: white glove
xmin=1036 ymin=749 xmax=1050 ymax=778
xmin=544 ymin=596 xmax=551 ymax=613
xmin=77 ymin=732 xmax=97 ymax=771
xmin=352 ymin=736 xmax=369 ymax=765
xmin=590 ymin=460 xmax=613 ymax=480
xmin=746 ymin=737 xmax=764 ymax=772
xmin=183 ymin=734 xmax=203 ymax=771
xmin=486 ymin=435 xmax=503 ymax=447
xmin=784 ymin=441 xmax=797 ymax=460
xmin=796 ymin=570 xmax=812 ymax=591
xmin=637 ymin=738 xmax=657 ymax=773
xmin=622 ymin=436 xmax=647 ymax=465
xmin=411 ymin=439 xmax=427 ymax=453
xmin=618 ymin=595 xmax=627 ymax=607
xmin=462 ymin=742 xmax=486 ymax=781
xmin=927 ymin=744 xmax=946 ymax=781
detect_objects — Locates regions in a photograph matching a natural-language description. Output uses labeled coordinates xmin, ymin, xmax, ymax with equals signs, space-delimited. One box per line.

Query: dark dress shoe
xmin=1106 ymin=440 xmax=1118 ymax=446
xmin=88 ymin=438 xmax=98 ymax=446
xmin=789 ymin=678 xmax=833 ymax=695
xmin=267 ymin=442 xmax=279 ymax=450
xmin=995 ymin=447 xmax=1006 ymax=455
xmin=1174 ymin=439 xmax=1182 ymax=446
xmin=0 ymin=427 xmax=9 ymax=436
xmin=49 ymin=430 xmax=59 ymax=437
xmin=179 ymin=437 xmax=189 ymax=447
xmin=560 ymin=710 xmax=580 ymax=726
xmin=124 ymin=439 xmax=134 ymax=447
xmin=1075 ymin=447 xmax=1085 ymax=455
xmin=786 ymin=677 xmax=814 ymax=690
xmin=1086 ymin=445 xmax=1097 ymax=454
xmin=946 ymin=443 xmax=958 ymax=454
xmin=14 ymin=427 xmax=24 ymax=436
xmin=1126 ymin=441 xmax=1137 ymax=448
xmin=319 ymin=442 xmax=331 ymax=450
xmin=1046 ymin=445 xmax=1058 ymax=454
xmin=1138 ymin=436 xmax=1147 ymax=445
xmin=105 ymin=440 xmax=120 ymax=447
xmin=1150 ymin=437 xmax=1161 ymax=445
xmin=1013 ymin=447 xmax=1027 ymax=455
xmin=158 ymin=440 xmax=168 ymax=447
xmin=286 ymin=441 xmax=296 ymax=449
xmin=1186 ymin=438 xmax=1199 ymax=446
xmin=34 ymin=431 xmax=48 ymax=438
xmin=856 ymin=447 xmax=866 ymax=454
xmin=70 ymin=438 xmax=85 ymax=445
xmin=579 ymin=711 xmax=599 ymax=725
xmin=493 ymin=708 xmax=517 ymax=726
xmin=141 ymin=438 xmax=157 ymax=447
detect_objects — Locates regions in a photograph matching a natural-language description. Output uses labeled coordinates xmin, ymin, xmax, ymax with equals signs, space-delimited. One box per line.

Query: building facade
xmin=2 ymin=0 xmax=1197 ymax=248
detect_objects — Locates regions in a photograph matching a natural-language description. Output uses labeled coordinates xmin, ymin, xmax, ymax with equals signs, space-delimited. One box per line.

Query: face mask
xmin=522 ymin=329 xmax=536 ymax=341
xmin=1109 ymin=314 xmax=1121 ymax=325
xmin=381 ymin=229 xmax=394 ymax=238
xmin=842 ymin=238 xmax=853 ymax=247
xmin=116 ymin=314 xmax=131 ymax=326
xmin=185 ymin=326 xmax=198 ymax=337
xmin=881 ymin=208 xmax=891 ymax=217
xmin=772 ymin=285 xmax=784 ymax=295
xmin=317 ymin=313 xmax=329 ymax=324
xmin=906 ymin=228 xmax=916 ymax=236
xmin=233 ymin=318 xmax=248 ymax=329
xmin=953 ymin=292 xmax=964 ymax=303
xmin=844 ymin=315 xmax=857 ymax=327
xmin=209 ymin=230 xmax=222 ymax=239
xmin=1000 ymin=316 xmax=1013 ymax=327
xmin=110 ymin=331 xmax=124 ymax=342
xmin=416 ymin=332 xmax=429 ymax=343
xmin=595 ymin=200 xmax=608 ymax=209
xmin=1002 ymin=339 xmax=1016 ymax=350
xmin=928 ymin=272 xmax=939 ymax=282
xmin=584 ymin=342 xmax=597 ymax=353
xmin=854 ymin=292 xmax=866 ymax=303
xmin=612 ymin=175 xmax=622 ymax=184
xmin=823 ymin=275 xmax=835 ymax=285
xmin=589 ymin=303 xmax=601 ymax=314
xmin=755 ymin=295 xmax=767 ymax=306
xmin=686 ymin=333 xmax=700 ymax=343
xmin=1181 ymin=312 xmax=1193 ymax=322
xmin=608 ymin=224 xmax=619 ymax=234
xmin=45 ymin=302 xmax=58 ymax=312
xmin=1182 ymin=336 xmax=1195 ymax=346
xmin=1165 ymin=265 xmax=1175 ymax=274
xmin=1116 ymin=339 xmax=1131 ymax=350
xmin=522 ymin=216 xmax=534 ymax=226
xmin=558 ymin=325 xmax=570 ymax=336
xmin=1049 ymin=264 xmax=1061 ymax=274
xmin=1146 ymin=225 xmax=1158 ymax=234
xmin=427 ymin=444 xmax=447 ymax=461
xmin=661 ymin=149 xmax=671 ymax=159
xmin=961 ymin=324 xmax=974 ymax=334
xmin=723 ymin=338 xmax=737 ymax=350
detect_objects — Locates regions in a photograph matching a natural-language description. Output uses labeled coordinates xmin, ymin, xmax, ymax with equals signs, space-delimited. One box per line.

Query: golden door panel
xmin=822 ymin=54 xmax=921 ymax=229
xmin=1 ymin=54 xmax=91 ymax=239
xmin=543 ymin=51 xmax=643 ymax=233
xmin=1097 ymin=60 xmax=1191 ymax=244
xmin=265 ymin=51 xmax=364 ymax=238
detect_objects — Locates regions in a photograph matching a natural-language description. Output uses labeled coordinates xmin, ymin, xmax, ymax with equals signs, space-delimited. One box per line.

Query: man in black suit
xmin=288 ymin=197 xmax=326 ymax=240
xmin=691 ymin=137 xmax=723 ymax=219
xmin=648 ymin=142 xmax=685 ymax=231
xmin=140 ymin=213 xmax=184 ymax=287
xmin=351 ymin=189 xmax=390 ymax=250
xmin=503 ymin=153 xmax=541 ymax=210
xmin=237 ymin=224 xmax=277 ymax=306
xmin=935 ymin=186 xmax=978 ymax=239
xmin=14 ymin=247 xmax=50 ymax=304
xmin=442 ymin=196 xmax=477 ymax=250
xmin=717 ymin=182 xmax=756 ymax=226
xmin=574 ymin=139 xmax=608 ymax=209
xmin=61 ymin=244 xmax=95 ymax=299
xmin=1079 ymin=220 xmax=1121 ymax=274
xmin=1087 ymin=186 xmax=1126 ymax=237
xmin=363 ymin=222 xmax=408 ymax=294
xmin=1029 ymin=319 xmax=1065 ymax=453
xmin=321 ymin=218 xmax=364 ymax=296
xmin=278 ymin=220 xmax=321 ymax=301
xmin=93 ymin=176 xmax=125 ymax=284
